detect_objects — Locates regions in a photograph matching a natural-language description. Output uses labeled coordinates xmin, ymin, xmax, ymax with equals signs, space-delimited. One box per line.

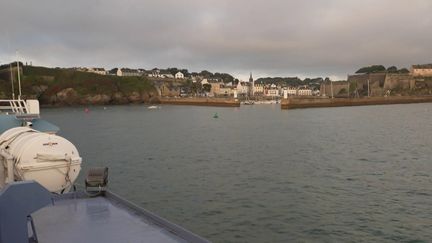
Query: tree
xmin=191 ymin=82 xmax=202 ymax=94
xmin=387 ymin=66 xmax=398 ymax=73
xmin=167 ymin=67 xmax=179 ymax=76
xmin=398 ymin=68 xmax=409 ymax=74
xmin=355 ymin=65 xmax=386 ymax=74
xmin=199 ymin=70 xmax=213 ymax=78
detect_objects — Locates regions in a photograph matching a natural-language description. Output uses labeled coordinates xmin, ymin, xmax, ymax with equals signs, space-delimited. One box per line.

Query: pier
xmin=281 ymin=96 xmax=432 ymax=109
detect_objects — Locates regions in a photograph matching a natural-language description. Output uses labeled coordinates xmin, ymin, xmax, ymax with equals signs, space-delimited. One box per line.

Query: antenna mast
xmin=10 ymin=63 xmax=15 ymax=100
xmin=16 ymin=50 xmax=22 ymax=100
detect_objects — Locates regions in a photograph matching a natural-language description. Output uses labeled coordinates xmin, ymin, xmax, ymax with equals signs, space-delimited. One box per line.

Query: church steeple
xmin=249 ymin=72 xmax=255 ymax=97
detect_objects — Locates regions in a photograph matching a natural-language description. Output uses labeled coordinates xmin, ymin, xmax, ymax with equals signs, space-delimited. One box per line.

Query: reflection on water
xmin=43 ymin=104 xmax=432 ymax=242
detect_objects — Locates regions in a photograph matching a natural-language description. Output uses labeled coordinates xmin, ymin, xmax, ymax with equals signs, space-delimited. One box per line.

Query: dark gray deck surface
xmin=32 ymin=195 xmax=190 ymax=243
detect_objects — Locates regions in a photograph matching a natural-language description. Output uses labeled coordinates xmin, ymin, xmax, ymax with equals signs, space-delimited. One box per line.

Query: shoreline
xmin=281 ymin=96 xmax=432 ymax=109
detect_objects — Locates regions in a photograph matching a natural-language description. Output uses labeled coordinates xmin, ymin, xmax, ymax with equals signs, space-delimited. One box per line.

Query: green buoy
xmin=213 ymin=113 xmax=219 ymax=118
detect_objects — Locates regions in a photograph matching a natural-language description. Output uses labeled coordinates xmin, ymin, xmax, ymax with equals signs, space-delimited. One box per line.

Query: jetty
xmin=281 ymin=96 xmax=432 ymax=109
xmin=158 ymin=97 xmax=240 ymax=107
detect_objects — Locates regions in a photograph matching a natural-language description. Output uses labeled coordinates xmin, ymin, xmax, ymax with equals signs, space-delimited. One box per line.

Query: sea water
xmin=43 ymin=103 xmax=432 ymax=242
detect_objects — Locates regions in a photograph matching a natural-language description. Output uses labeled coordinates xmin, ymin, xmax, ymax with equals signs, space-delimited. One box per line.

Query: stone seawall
xmin=281 ymin=96 xmax=432 ymax=109
xmin=158 ymin=97 xmax=240 ymax=107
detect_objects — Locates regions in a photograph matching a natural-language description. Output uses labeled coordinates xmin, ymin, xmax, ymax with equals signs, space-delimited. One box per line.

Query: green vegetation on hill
xmin=196 ymin=70 xmax=235 ymax=83
xmin=0 ymin=65 xmax=156 ymax=104
xmin=23 ymin=66 xmax=154 ymax=94
xmin=356 ymin=65 xmax=409 ymax=74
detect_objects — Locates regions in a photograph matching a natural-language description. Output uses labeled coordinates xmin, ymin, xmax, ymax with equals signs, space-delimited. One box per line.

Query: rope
xmin=0 ymin=128 xmax=35 ymax=148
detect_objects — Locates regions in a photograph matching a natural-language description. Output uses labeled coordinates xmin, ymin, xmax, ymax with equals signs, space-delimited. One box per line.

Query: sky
xmin=1 ymin=0 xmax=432 ymax=80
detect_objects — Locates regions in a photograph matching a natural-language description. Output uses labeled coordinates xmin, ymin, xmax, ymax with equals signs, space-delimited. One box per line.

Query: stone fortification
xmin=383 ymin=74 xmax=414 ymax=90
xmin=347 ymin=73 xmax=418 ymax=96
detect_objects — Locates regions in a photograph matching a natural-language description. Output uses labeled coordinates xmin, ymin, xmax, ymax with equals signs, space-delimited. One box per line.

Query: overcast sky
xmin=1 ymin=0 xmax=432 ymax=80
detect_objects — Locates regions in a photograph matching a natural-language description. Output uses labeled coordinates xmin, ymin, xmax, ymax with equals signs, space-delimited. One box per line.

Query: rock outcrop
xmin=39 ymin=87 xmax=158 ymax=106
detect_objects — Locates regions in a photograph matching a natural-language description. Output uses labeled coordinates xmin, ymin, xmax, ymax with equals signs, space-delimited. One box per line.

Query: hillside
xmin=0 ymin=65 xmax=158 ymax=105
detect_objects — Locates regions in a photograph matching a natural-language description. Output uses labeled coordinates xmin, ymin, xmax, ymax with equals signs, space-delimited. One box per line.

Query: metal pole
xmin=10 ymin=63 xmax=15 ymax=100
xmin=16 ymin=50 xmax=22 ymax=100
xmin=330 ymin=81 xmax=334 ymax=98
xmin=347 ymin=79 xmax=350 ymax=98
xmin=367 ymin=79 xmax=370 ymax=97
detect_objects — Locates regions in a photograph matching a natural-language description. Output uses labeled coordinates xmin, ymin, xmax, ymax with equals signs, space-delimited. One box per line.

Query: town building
xmin=160 ymin=71 xmax=174 ymax=79
xmin=236 ymin=81 xmax=250 ymax=96
xmin=175 ymin=72 xmax=185 ymax=79
xmin=148 ymin=69 xmax=161 ymax=78
xmin=87 ymin=68 xmax=107 ymax=75
xmin=411 ymin=64 xmax=432 ymax=77
xmin=117 ymin=68 xmax=141 ymax=77
xmin=297 ymin=88 xmax=312 ymax=96
xmin=218 ymin=87 xmax=234 ymax=97
xmin=253 ymin=83 xmax=265 ymax=96
xmin=209 ymin=80 xmax=223 ymax=96
xmin=286 ymin=87 xmax=297 ymax=96
xmin=265 ymin=84 xmax=279 ymax=97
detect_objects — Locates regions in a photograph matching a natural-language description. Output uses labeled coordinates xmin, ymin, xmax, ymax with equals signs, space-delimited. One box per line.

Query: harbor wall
xmin=281 ymin=96 xmax=432 ymax=109
xmin=158 ymin=97 xmax=240 ymax=107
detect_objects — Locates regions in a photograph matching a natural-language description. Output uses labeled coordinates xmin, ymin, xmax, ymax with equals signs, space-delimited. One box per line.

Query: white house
xmin=117 ymin=68 xmax=141 ymax=77
xmin=148 ymin=69 xmax=161 ymax=78
xmin=236 ymin=81 xmax=249 ymax=95
xmin=265 ymin=89 xmax=279 ymax=97
xmin=287 ymin=87 xmax=297 ymax=96
xmin=116 ymin=69 xmax=123 ymax=76
xmin=264 ymin=84 xmax=279 ymax=97
xmin=88 ymin=68 xmax=107 ymax=75
xmin=160 ymin=72 xmax=174 ymax=79
xmin=298 ymin=88 xmax=313 ymax=96
xmin=175 ymin=72 xmax=184 ymax=79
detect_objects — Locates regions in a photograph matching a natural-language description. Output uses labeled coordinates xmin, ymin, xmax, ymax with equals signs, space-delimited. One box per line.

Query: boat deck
xmin=32 ymin=191 xmax=208 ymax=243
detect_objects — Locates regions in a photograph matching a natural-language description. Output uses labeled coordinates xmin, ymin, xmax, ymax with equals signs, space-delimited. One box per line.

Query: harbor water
xmin=43 ymin=104 xmax=432 ymax=242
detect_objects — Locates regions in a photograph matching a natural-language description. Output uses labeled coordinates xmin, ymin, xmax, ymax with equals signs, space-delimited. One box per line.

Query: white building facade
xmin=298 ymin=89 xmax=313 ymax=96
xmin=175 ymin=72 xmax=185 ymax=79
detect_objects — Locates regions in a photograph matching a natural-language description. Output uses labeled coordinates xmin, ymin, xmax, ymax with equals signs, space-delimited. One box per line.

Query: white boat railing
xmin=0 ymin=99 xmax=30 ymax=114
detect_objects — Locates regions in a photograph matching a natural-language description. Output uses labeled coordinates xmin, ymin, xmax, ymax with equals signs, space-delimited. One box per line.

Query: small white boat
xmin=148 ymin=105 xmax=159 ymax=109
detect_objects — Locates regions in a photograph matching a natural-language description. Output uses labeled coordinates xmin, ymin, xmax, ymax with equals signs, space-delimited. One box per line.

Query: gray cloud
xmin=1 ymin=0 xmax=432 ymax=80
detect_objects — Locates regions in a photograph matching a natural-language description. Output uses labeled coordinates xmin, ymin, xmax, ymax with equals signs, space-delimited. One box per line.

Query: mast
xmin=16 ymin=50 xmax=22 ymax=100
xmin=367 ymin=79 xmax=370 ymax=97
xmin=10 ymin=63 xmax=15 ymax=100
xmin=347 ymin=77 xmax=350 ymax=98
xmin=330 ymin=80 xmax=334 ymax=98
xmin=249 ymin=72 xmax=254 ymax=97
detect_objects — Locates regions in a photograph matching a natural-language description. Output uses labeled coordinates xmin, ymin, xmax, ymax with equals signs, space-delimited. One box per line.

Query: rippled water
xmin=43 ymin=103 xmax=432 ymax=242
